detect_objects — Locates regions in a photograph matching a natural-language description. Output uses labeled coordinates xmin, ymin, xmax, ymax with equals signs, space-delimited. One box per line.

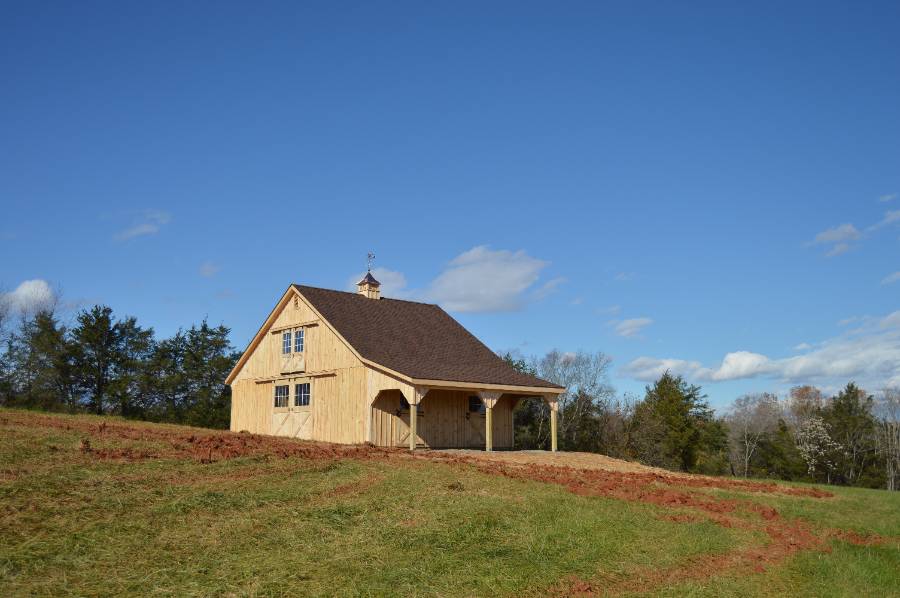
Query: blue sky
xmin=1 ymin=1 xmax=898 ymax=408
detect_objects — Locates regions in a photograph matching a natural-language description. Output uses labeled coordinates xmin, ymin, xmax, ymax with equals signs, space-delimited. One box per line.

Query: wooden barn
xmin=226 ymin=273 xmax=564 ymax=450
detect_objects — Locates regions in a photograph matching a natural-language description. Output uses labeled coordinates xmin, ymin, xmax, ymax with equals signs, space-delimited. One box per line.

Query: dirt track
xmin=7 ymin=411 xmax=890 ymax=596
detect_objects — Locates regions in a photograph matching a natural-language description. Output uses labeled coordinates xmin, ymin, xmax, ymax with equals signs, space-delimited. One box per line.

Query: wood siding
xmin=370 ymin=389 xmax=514 ymax=449
xmin=230 ymin=287 xmax=524 ymax=448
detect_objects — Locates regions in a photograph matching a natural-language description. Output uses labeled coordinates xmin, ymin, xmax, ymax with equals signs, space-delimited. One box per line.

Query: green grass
xmin=1 ymin=409 xmax=898 ymax=597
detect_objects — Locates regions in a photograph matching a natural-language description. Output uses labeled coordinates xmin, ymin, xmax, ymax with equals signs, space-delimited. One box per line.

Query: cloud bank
xmin=621 ymin=310 xmax=900 ymax=390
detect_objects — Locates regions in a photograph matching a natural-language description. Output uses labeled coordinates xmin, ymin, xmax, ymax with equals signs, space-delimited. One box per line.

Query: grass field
xmin=1 ymin=409 xmax=898 ymax=597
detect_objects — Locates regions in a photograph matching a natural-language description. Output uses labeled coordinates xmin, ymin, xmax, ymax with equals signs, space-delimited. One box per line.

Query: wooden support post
xmin=551 ymin=409 xmax=558 ymax=452
xmin=545 ymin=395 xmax=559 ymax=452
xmin=478 ymin=391 xmax=502 ymax=453
xmin=485 ymin=406 xmax=493 ymax=452
xmin=408 ymin=386 xmax=428 ymax=451
xmin=409 ymin=403 xmax=417 ymax=451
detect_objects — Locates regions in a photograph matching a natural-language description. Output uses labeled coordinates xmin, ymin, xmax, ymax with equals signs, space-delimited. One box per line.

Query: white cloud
xmin=114 ymin=210 xmax=171 ymax=241
xmin=570 ymin=297 xmax=584 ymax=306
xmin=619 ymin=357 xmax=703 ymax=381
xmin=425 ymin=246 xmax=548 ymax=312
xmin=826 ymin=242 xmax=852 ymax=257
xmin=698 ymin=351 xmax=772 ymax=381
xmin=348 ymin=267 xmax=410 ymax=299
xmin=838 ymin=316 xmax=859 ymax=327
xmin=597 ymin=304 xmax=621 ymax=316
xmin=867 ymin=209 xmax=900 ymax=232
xmin=794 ymin=342 xmax=812 ymax=351
xmin=614 ymin=272 xmax=635 ymax=282
xmin=1 ymin=279 xmax=56 ymax=315
xmin=879 ymin=193 xmax=897 ymax=203
xmin=347 ymin=247 xmax=557 ymax=312
xmin=199 ymin=262 xmax=221 ymax=278
xmin=621 ymin=309 xmax=900 ymax=390
xmin=881 ymin=271 xmax=900 ymax=286
xmin=811 ymin=223 xmax=860 ymax=244
xmin=809 ymin=223 xmax=859 ymax=257
xmin=533 ymin=276 xmax=567 ymax=300
xmin=881 ymin=310 xmax=900 ymax=329
xmin=613 ymin=317 xmax=653 ymax=338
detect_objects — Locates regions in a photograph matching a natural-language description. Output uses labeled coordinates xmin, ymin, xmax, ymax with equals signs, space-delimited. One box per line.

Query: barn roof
xmin=293 ymin=285 xmax=562 ymax=389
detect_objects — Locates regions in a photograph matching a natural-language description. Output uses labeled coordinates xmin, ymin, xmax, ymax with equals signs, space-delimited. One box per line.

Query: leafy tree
xmin=144 ymin=330 xmax=190 ymax=422
xmin=179 ymin=320 xmax=239 ymax=429
xmin=753 ymin=419 xmax=807 ymax=481
xmin=631 ymin=372 xmax=714 ymax=471
xmin=2 ymin=311 xmax=76 ymax=410
xmin=70 ymin=305 xmax=153 ymax=415
xmin=107 ymin=316 xmax=155 ymax=417
xmin=822 ymin=382 xmax=877 ymax=486
xmin=876 ymin=388 xmax=900 ymax=491
xmin=795 ymin=415 xmax=839 ymax=481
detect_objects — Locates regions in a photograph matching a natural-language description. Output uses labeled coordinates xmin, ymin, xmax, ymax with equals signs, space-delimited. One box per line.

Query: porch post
xmin=408 ymin=386 xmax=428 ymax=451
xmin=545 ymin=395 xmax=559 ymax=452
xmin=478 ymin=391 xmax=502 ymax=452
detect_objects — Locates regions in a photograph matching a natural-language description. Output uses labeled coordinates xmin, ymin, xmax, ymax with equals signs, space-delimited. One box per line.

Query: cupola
xmin=357 ymin=271 xmax=381 ymax=299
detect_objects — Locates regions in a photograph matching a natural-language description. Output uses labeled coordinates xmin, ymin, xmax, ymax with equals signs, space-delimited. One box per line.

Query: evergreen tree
xmin=180 ymin=320 xmax=239 ymax=429
xmin=822 ymin=382 xmax=877 ymax=486
xmin=632 ymin=372 xmax=713 ymax=471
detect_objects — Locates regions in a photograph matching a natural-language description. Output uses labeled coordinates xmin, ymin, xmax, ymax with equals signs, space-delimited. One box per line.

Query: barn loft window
xmin=468 ymin=396 xmax=486 ymax=414
xmin=274 ymin=385 xmax=289 ymax=408
xmin=294 ymin=382 xmax=310 ymax=406
xmin=282 ymin=331 xmax=292 ymax=355
xmin=294 ymin=328 xmax=305 ymax=353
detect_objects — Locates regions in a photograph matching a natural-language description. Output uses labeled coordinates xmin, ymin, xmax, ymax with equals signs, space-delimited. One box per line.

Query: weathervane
xmin=367 ymin=252 xmax=375 ymax=273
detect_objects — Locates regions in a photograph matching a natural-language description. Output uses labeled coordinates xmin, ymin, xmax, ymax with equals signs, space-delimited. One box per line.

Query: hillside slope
xmin=1 ymin=409 xmax=898 ymax=597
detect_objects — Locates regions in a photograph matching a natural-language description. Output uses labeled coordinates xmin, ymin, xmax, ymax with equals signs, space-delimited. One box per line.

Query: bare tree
xmin=787 ymin=385 xmax=823 ymax=425
xmin=875 ymin=388 xmax=900 ymax=491
xmin=727 ymin=392 xmax=781 ymax=477
xmin=534 ymin=350 xmax=614 ymax=443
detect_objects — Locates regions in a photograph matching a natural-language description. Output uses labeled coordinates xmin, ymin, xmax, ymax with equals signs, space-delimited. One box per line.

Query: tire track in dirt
xmin=7 ymin=411 xmax=889 ymax=596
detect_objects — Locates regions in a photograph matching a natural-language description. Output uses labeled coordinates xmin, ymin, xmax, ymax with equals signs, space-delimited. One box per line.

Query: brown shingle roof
xmin=294 ymin=285 xmax=562 ymax=389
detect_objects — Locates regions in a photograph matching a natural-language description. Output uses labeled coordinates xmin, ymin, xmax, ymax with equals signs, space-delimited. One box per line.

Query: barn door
xmin=466 ymin=412 xmax=486 ymax=447
xmin=398 ymin=408 xmax=425 ymax=447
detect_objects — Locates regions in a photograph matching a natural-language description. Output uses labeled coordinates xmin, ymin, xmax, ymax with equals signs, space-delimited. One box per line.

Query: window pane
xmin=294 ymin=382 xmax=310 ymax=406
xmin=468 ymin=396 xmax=485 ymax=414
xmin=294 ymin=328 xmax=304 ymax=353
xmin=274 ymin=385 xmax=289 ymax=407
xmin=282 ymin=331 xmax=292 ymax=354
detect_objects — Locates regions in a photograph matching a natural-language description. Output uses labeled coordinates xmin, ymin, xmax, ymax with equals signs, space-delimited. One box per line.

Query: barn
xmin=226 ymin=272 xmax=564 ymax=450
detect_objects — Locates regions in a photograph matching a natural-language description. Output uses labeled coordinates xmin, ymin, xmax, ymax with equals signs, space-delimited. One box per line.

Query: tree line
xmin=506 ymin=350 xmax=900 ymax=491
xmin=0 ymin=302 xmax=239 ymax=429
xmin=2 ymin=296 xmax=898 ymax=491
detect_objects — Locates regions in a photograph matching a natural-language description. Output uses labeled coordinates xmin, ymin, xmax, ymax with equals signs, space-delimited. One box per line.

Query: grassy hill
xmin=1 ymin=409 xmax=898 ymax=597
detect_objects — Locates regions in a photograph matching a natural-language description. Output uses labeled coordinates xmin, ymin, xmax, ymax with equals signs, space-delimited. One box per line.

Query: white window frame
xmin=282 ymin=331 xmax=292 ymax=355
xmin=294 ymin=327 xmax=305 ymax=353
xmin=294 ymin=382 xmax=311 ymax=407
xmin=274 ymin=384 xmax=289 ymax=408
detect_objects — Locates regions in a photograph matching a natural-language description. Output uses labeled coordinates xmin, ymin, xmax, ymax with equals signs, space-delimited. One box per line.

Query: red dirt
xmin=4 ymin=410 xmax=891 ymax=596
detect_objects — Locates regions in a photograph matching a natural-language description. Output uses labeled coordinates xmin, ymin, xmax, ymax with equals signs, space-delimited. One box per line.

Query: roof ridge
xmin=292 ymin=283 xmax=442 ymax=308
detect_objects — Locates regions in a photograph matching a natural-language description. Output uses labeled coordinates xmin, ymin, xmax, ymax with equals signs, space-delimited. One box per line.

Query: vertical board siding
xmin=230 ymin=379 xmax=272 ymax=434
xmin=230 ymin=288 xmax=526 ymax=448
xmin=370 ymin=389 xmax=514 ymax=448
